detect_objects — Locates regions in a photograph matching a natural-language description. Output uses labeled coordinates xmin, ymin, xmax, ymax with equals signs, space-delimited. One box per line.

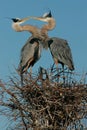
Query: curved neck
xmin=42 ymin=18 xmax=56 ymax=31
xmin=40 ymin=18 xmax=56 ymax=40
xmin=12 ymin=23 xmax=41 ymax=38
xmin=12 ymin=23 xmax=22 ymax=32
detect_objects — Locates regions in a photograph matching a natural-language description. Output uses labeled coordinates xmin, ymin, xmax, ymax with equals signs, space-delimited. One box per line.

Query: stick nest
xmin=0 ymin=67 xmax=87 ymax=130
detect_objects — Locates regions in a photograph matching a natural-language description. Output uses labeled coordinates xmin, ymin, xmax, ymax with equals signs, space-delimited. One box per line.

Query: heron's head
xmin=11 ymin=18 xmax=21 ymax=23
xmin=31 ymin=11 xmax=53 ymax=22
xmin=42 ymin=11 xmax=52 ymax=18
xmin=11 ymin=17 xmax=30 ymax=24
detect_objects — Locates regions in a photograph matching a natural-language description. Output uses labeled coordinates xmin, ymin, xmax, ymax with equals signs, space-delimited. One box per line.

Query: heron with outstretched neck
xmin=31 ymin=11 xmax=75 ymax=71
xmin=8 ymin=16 xmax=44 ymax=86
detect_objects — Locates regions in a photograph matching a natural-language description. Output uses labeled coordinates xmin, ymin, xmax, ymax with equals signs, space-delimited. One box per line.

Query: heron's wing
xmin=20 ymin=38 xmax=36 ymax=67
xmin=49 ymin=37 xmax=74 ymax=70
xmin=18 ymin=37 xmax=43 ymax=73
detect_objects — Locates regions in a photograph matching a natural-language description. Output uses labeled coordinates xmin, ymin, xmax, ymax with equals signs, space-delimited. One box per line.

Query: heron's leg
xmin=20 ymin=73 xmax=24 ymax=87
xmin=54 ymin=59 xmax=59 ymax=71
xmin=55 ymin=62 xmax=60 ymax=82
xmin=62 ymin=64 xmax=65 ymax=85
xmin=29 ymin=66 xmax=32 ymax=76
xmin=53 ymin=58 xmax=59 ymax=82
xmin=51 ymin=63 xmax=55 ymax=72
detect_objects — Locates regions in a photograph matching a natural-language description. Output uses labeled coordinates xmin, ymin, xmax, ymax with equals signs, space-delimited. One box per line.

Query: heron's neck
xmin=42 ymin=18 xmax=56 ymax=31
xmin=12 ymin=23 xmax=42 ymax=38
xmin=12 ymin=23 xmax=23 ymax=32
xmin=40 ymin=18 xmax=56 ymax=40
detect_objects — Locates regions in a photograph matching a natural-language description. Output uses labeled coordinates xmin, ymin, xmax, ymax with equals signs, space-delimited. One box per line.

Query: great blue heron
xmin=10 ymin=17 xmax=44 ymax=75
xmin=31 ymin=11 xmax=75 ymax=71
xmin=9 ymin=16 xmax=45 ymax=86
xmin=48 ymin=37 xmax=74 ymax=71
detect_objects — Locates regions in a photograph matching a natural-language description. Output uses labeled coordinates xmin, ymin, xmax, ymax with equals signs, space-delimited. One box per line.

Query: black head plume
xmin=43 ymin=10 xmax=52 ymax=18
xmin=47 ymin=11 xmax=52 ymax=17
xmin=5 ymin=17 xmax=20 ymax=22
xmin=11 ymin=18 xmax=20 ymax=22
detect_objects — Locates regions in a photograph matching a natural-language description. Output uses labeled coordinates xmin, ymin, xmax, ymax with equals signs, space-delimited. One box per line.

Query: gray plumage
xmin=48 ymin=37 xmax=74 ymax=71
xmin=18 ymin=36 xmax=43 ymax=74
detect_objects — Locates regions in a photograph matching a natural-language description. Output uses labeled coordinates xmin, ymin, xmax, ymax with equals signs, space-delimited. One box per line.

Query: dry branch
xmin=0 ymin=68 xmax=87 ymax=130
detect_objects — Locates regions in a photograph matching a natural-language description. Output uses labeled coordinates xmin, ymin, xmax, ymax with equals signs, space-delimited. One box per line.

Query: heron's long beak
xmin=19 ymin=17 xmax=31 ymax=23
xmin=30 ymin=16 xmax=48 ymax=22
xmin=5 ymin=16 xmax=31 ymax=23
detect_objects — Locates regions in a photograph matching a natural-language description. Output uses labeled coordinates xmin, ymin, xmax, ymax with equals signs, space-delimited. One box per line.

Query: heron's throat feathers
xmin=20 ymin=25 xmax=44 ymax=40
xmin=12 ymin=23 xmax=23 ymax=32
xmin=48 ymin=18 xmax=56 ymax=30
